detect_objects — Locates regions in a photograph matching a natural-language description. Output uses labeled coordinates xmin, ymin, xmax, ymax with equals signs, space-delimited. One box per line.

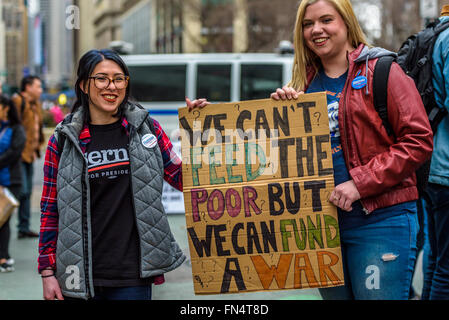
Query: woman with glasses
xmin=38 ymin=49 xmax=209 ymax=300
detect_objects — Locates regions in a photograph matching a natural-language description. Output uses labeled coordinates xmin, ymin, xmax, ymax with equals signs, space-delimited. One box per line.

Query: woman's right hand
xmin=186 ymin=97 xmax=211 ymax=111
xmin=42 ymin=273 xmax=64 ymax=300
xmin=270 ymin=86 xmax=304 ymax=101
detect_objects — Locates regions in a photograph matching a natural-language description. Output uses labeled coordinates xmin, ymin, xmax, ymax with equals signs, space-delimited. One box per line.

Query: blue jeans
xmin=18 ymin=162 xmax=33 ymax=233
xmin=92 ymin=285 xmax=152 ymax=300
xmin=319 ymin=211 xmax=418 ymax=300
xmin=421 ymin=183 xmax=449 ymax=300
xmin=421 ymin=229 xmax=432 ymax=299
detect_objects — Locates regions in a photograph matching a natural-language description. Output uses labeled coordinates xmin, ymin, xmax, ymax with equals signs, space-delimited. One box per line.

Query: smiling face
xmin=81 ymin=59 xmax=127 ymax=124
xmin=302 ymin=0 xmax=353 ymax=63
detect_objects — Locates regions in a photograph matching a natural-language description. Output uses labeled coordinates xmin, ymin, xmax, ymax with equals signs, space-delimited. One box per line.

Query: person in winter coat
xmin=11 ymin=76 xmax=43 ymax=239
xmin=270 ymin=0 xmax=433 ymax=299
xmin=421 ymin=4 xmax=449 ymax=300
xmin=0 ymin=95 xmax=26 ymax=272
xmin=38 ymin=49 xmax=208 ymax=300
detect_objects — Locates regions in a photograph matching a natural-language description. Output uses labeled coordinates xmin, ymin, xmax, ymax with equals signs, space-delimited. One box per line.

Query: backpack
xmin=374 ymin=19 xmax=449 ymax=134
xmin=372 ymin=19 xmax=449 ymax=194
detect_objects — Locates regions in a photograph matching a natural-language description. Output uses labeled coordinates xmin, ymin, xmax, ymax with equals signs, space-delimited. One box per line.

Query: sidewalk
xmin=0 ymin=137 xmax=424 ymax=300
xmin=0 ymin=153 xmax=321 ymax=300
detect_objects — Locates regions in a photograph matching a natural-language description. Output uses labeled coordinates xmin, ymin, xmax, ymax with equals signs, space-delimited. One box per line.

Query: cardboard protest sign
xmin=178 ymin=93 xmax=344 ymax=295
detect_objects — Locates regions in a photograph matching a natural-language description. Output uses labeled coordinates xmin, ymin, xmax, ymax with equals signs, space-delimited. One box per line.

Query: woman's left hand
xmin=186 ymin=97 xmax=211 ymax=111
xmin=329 ymin=180 xmax=361 ymax=212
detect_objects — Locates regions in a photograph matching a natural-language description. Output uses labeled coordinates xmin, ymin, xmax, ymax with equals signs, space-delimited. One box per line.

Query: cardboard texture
xmin=179 ymin=93 xmax=344 ymax=295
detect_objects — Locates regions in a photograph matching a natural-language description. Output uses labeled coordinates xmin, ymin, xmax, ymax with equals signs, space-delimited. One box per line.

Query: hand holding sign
xmin=179 ymin=93 xmax=344 ymax=295
xmin=329 ymin=180 xmax=361 ymax=212
xmin=186 ymin=97 xmax=211 ymax=111
xmin=270 ymin=86 xmax=304 ymax=101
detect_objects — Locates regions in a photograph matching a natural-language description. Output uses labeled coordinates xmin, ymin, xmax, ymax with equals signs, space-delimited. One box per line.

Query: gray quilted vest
xmin=54 ymin=103 xmax=185 ymax=299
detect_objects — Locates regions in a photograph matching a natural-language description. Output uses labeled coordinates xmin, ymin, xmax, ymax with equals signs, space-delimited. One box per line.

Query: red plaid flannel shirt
xmin=38 ymin=116 xmax=182 ymax=286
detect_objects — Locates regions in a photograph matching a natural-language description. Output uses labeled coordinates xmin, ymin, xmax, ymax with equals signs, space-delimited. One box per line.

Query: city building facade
xmin=1 ymin=0 xmax=27 ymax=92
xmin=39 ymin=0 xmax=74 ymax=93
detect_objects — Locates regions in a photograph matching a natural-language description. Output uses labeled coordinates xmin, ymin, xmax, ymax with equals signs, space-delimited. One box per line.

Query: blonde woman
xmin=271 ymin=0 xmax=433 ymax=299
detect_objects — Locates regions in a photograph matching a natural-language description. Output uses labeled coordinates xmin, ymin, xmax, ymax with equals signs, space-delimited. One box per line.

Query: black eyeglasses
xmin=89 ymin=75 xmax=129 ymax=90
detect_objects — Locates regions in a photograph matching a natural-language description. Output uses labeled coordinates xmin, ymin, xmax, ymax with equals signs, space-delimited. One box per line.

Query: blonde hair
xmin=288 ymin=0 xmax=370 ymax=90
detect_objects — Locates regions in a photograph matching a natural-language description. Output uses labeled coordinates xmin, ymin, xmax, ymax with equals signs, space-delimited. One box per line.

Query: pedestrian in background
xmin=38 ymin=49 xmax=208 ymax=300
xmin=49 ymin=104 xmax=65 ymax=125
xmin=421 ymin=4 xmax=449 ymax=300
xmin=11 ymin=76 xmax=43 ymax=239
xmin=0 ymin=95 xmax=26 ymax=272
xmin=271 ymin=0 xmax=433 ymax=299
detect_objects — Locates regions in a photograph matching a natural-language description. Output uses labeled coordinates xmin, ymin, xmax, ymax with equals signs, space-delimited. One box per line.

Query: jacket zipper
xmin=81 ymin=160 xmax=93 ymax=299
xmin=340 ymin=54 xmax=370 ymax=215
xmin=341 ymin=55 xmax=353 ymax=178
xmin=63 ymin=130 xmax=93 ymax=299
xmin=127 ymin=125 xmax=143 ymax=277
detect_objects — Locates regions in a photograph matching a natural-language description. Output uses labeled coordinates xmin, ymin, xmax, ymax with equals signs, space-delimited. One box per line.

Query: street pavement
xmin=0 ymin=130 xmax=424 ymax=300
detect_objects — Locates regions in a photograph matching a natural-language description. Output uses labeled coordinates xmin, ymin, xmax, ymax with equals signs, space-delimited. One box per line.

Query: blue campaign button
xmin=352 ymin=75 xmax=367 ymax=89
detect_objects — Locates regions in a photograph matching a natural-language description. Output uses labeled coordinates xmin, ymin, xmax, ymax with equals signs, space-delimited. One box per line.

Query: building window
xmin=240 ymin=64 xmax=283 ymax=100
xmin=122 ymin=2 xmax=152 ymax=54
xmin=196 ymin=64 xmax=231 ymax=101
xmin=128 ymin=64 xmax=187 ymax=102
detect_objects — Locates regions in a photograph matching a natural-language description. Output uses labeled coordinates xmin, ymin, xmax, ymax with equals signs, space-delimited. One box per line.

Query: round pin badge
xmin=142 ymin=134 xmax=157 ymax=148
xmin=352 ymin=70 xmax=367 ymax=90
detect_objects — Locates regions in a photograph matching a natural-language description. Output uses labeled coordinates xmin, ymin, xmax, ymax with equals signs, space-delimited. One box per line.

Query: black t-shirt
xmin=86 ymin=120 xmax=150 ymax=287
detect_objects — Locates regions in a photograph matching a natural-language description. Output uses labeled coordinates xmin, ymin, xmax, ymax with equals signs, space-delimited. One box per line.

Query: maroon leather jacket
xmin=305 ymin=44 xmax=433 ymax=213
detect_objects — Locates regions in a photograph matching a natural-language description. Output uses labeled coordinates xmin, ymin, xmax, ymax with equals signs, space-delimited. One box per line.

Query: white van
xmin=122 ymin=53 xmax=294 ymax=139
xmin=121 ymin=53 xmax=294 ymax=214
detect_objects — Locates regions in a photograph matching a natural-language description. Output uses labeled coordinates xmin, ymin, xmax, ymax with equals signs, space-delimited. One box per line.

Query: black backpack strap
xmin=55 ymin=113 xmax=74 ymax=154
xmin=434 ymin=18 xmax=449 ymax=35
xmin=133 ymin=102 xmax=156 ymax=136
xmin=373 ymin=56 xmax=395 ymax=137
xmin=56 ymin=132 xmax=66 ymax=155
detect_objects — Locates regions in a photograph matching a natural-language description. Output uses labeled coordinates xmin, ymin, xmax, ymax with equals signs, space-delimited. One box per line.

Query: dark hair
xmin=72 ymin=49 xmax=131 ymax=124
xmin=0 ymin=95 xmax=21 ymax=126
xmin=21 ymin=75 xmax=41 ymax=92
